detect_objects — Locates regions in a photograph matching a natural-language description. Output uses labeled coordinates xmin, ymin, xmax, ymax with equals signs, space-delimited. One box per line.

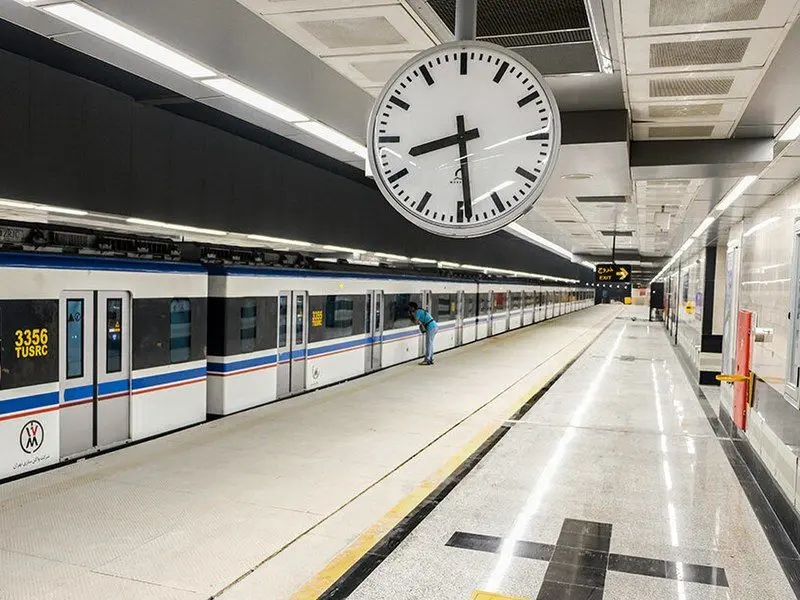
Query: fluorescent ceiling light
xmin=42 ymin=3 xmax=215 ymax=79
xmin=693 ymin=216 xmax=715 ymax=238
xmin=778 ymin=111 xmax=800 ymax=142
xmin=126 ymin=217 xmax=226 ymax=236
xmin=323 ymin=244 xmax=364 ymax=254
xmin=314 ymin=257 xmax=337 ymax=263
xmin=374 ymin=252 xmax=408 ymax=260
xmin=438 ymin=261 xmax=460 ymax=268
xmin=0 ymin=198 xmax=88 ymax=216
xmin=410 ymin=257 xmax=437 ymax=264
xmin=202 ymin=77 xmax=308 ymax=123
xmin=580 ymin=260 xmax=596 ymax=270
xmin=505 ymin=222 xmax=573 ymax=260
xmin=246 ymin=234 xmax=311 ymax=247
xmin=460 ymin=264 xmax=488 ymax=271
xmin=714 ymin=175 xmax=758 ymax=213
xmin=296 ymin=121 xmax=366 ymax=159
xmin=744 ymin=216 xmax=780 ymax=238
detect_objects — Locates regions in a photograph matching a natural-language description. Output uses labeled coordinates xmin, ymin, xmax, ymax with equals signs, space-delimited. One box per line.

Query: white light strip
xmin=410 ymin=257 xmax=437 ymax=264
xmin=201 ymin=77 xmax=308 ymax=123
xmin=126 ymin=217 xmax=226 ymax=236
xmin=246 ymin=234 xmax=311 ymax=247
xmin=323 ymin=244 xmax=364 ymax=254
xmin=438 ymin=261 xmax=461 ymax=268
xmin=693 ymin=216 xmax=715 ymax=238
xmin=580 ymin=260 xmax=596 ymax=270
xmin=744 ymin=216 xmax=780 ymax=238
xmin=295 ymin=121 xmax=367 ymax=159
xmin=713 ymin=175 xmax=758 ymax=213
xmin=0 ymin=198 xmax=88 ymax=216
xmin=42 ymin=3 xmax=215 ymax=79
xmin=778 ymin=110 xmax=800 ymax=142
xmin=374 ymin=252 xmax=408 ymax=260
xmin=505 ymin=222 xmax=574 ymax=260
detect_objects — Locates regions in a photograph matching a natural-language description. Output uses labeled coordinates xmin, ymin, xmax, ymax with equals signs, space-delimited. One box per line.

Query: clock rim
xmin=367 ymin=39 xmax=561 ymax=239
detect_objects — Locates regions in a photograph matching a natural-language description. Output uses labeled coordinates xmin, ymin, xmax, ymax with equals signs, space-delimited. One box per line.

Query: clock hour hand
xmin=455 ymin=115 xmax=473 ymax=221
xmin=409 ymin=128 xmax=480 ymax=157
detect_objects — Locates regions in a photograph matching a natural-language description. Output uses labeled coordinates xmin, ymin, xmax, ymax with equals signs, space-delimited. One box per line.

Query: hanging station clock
xmin=367 ymin=40 xmax=560 ymax=238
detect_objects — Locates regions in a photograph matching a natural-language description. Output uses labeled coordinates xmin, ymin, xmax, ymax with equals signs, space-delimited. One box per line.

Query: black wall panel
xmin=0 ymin=42 xmax=585 ymax=280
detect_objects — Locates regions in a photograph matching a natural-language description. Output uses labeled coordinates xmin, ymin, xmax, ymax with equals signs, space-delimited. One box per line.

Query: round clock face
xmin=367 ymin=41 xmax=560 ymax=238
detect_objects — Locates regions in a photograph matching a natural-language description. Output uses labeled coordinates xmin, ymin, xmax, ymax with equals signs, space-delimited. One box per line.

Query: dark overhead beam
xmin=630 ymin=138 xmax=773 ymax=180
xmin=561 ymin=110 xmax=628 ymax=145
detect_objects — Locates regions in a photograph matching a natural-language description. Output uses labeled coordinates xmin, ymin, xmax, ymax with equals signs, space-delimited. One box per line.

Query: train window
xmin=464 ymin=293 xmax=477 ymax=318
xmin=492 ymin=292 xmax=507 ymax=311
xmin=295 ymin=295 xmax=305 ymax=342
xmin=511 ymin=292 xmax=522 ymax=310
xmin=66 ymin=299 xmax=84 ymax=379
xmin=383 ymin=294 xmax=418 ymax=330
xmin=240 ymin=299 xmax=257 ymax=352
xmin=479 ymin=293 xmax=490 ymax=315
xmin=278 ymin=296 xmax=288 ymax=347
xmin=309 ymin=295 xmax=362 ymax=342
xmin=170 ymin=299 xmax=192 ymax=363
xmin=106 ymin=299 xmax=122 ymax=374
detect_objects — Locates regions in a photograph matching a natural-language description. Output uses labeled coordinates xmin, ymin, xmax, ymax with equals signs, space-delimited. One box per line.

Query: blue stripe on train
xmin=131 ymin=367 xmax=207 ymax=391
xmin=207 ymin=355 xmax=277 ymax=373
xmin=0 ymin=391 xmax=59 ymax=416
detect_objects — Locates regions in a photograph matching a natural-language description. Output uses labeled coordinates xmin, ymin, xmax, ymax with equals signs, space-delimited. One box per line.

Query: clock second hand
xmin=456 ymin=115 xmax=473 ymax=222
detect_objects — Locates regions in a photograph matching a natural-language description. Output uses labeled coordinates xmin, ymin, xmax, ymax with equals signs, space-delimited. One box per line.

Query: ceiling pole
xmin=455 ymin=0 xmax=477 ymax=41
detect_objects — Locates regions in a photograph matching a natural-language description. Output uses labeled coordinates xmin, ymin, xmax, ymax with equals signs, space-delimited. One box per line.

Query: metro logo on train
xmin=595 ymin=264 xmax=631 ymax=283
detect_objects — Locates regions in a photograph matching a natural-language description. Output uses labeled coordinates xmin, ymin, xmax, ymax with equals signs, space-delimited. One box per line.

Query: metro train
xmin=0 ymin=252 xmax=594 ymax=480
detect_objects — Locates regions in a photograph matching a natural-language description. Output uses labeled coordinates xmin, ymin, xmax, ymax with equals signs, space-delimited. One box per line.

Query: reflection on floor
xmin=341 ymin=310 xmax=796 ymax=600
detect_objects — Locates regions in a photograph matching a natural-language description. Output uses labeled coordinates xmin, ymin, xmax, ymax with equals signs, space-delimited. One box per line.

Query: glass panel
xmin=106 ymin=298 xmax=122 ymax=374
xmin=66 ymin=299 xmax=84 ymax=379
xmin=240 ymin=299 xmax=257 ymax=353
xmin=492 ymin=292 xmax=507 ymax=311
xmin=375 ymin=293 xmax=382 ymax=331
xmin=169 ymin=299 xmax=191 ymax=363
xmin=295 ymin=295 xmax=305 ymax=343
xmin=278 ymin=296 xmax=288 ymax=347
xmin=479 ymin=293 xmax=490 ymax=315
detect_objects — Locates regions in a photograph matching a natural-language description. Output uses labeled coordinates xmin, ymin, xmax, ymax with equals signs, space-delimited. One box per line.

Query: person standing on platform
xmin=408 ymin=302 xmax=438 ymax=366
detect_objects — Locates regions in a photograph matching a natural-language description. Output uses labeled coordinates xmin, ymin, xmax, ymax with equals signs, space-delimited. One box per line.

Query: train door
xmin=365 ymin=290 xmax=384 ymax=372
xmin=59 ymin=291 xmax=131 ymax=458
xmin=455 ymin=291 xmax=465 ymax=345
xmin=276 ymin=290 xmax=308 ymax=397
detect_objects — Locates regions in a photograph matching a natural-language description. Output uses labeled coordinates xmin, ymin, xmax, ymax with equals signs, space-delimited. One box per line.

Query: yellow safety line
xmin=291 ymin=314 xmax=617 ymax=599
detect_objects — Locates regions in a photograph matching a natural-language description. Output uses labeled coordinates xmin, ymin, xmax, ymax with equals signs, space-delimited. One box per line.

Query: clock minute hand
xmin=409 ymin=128 xmax=480 ymax=157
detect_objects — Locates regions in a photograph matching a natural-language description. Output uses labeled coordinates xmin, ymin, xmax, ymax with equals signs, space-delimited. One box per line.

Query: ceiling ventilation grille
xmin=649 ymin=38 xmax=750 ymax=68
xmin=649 ymin=0 xmax=767 ymax=26
xmin=648 ymin=103 xmax=724 ymax=118
xmin=649 ymin=125 xmax=716 ymax=138
xmin=481 ymin=29 xmax=591 ymax=47
xmin=600 ymin=230 xmax=635 ymax=237
xmin=428 ymin=0 xmax=590 ymax=36
xmin=350 ymin=59 xmax=409 ymax=82
xmin=649 ymin=77 xmax=734 ymax=97
xmin=576 ymin=196 xmax=628 ymax=203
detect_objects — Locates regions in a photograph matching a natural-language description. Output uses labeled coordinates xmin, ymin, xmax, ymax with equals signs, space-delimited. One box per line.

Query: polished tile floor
xmin=345 ymin=313 xmax=796 ymax=600
xmin=0 ymin=306 xmax=618 ymax=600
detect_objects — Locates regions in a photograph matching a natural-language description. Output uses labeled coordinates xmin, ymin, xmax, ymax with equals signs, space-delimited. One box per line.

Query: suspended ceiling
xmin=0 ymin=0 xmax=799 ymax=282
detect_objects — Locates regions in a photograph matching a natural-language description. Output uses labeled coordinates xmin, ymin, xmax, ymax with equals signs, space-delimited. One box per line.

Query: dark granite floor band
xmin=445 ymin=520 xmax=729 ymax=596
xmin=316 ymin=319 xmax=619 ymax=599
xmin=669 ymin=330 xmax=800 ymax=598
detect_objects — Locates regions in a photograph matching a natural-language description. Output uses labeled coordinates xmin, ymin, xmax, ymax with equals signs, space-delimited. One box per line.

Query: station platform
xmin=1 ymin=305 xmax=795 ymax=600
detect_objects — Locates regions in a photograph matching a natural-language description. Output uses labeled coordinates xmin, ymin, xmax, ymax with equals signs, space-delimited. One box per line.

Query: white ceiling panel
xmin=239 ymin=0 xmax=396 ymax=15
xmin=632 ymin=121 xmax=734 ymax=140
xmin=630 ymin=98 xmax=744 ymax=122
xmin=621 ymin=0 xmax=799 ymax=37
xmin=625 ymin=28 xmax=784 ymax=74
xmin=267 ymin=5 xmax=434 ymax=57
xmin=627 ymin=69 xmax=762 ymax=102
xmin=744 ymin=178 xmax=795 ymax=195
xmin=325 ymin=51 xmax=417 ymax=87
xmin=760 ymin=156 xmax=800 ymax=180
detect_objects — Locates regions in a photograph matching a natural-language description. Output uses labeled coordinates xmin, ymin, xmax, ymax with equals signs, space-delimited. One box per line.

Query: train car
xmin=0 ymin=253 xmax=208 ymax=480
xmin=206 ymin=267 xmax=477 ymax=416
